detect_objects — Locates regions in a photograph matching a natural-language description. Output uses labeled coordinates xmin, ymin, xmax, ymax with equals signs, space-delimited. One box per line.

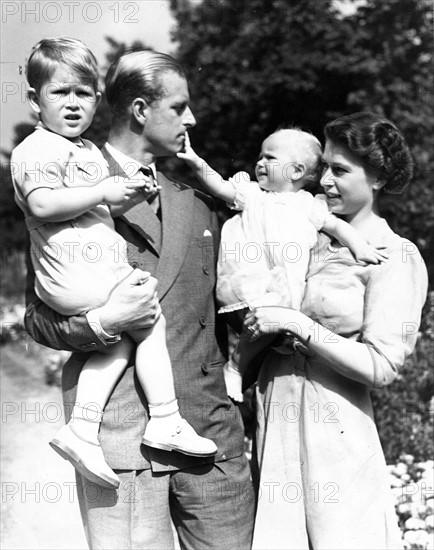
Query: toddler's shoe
xmin=49 ymin=423 xmax=120 ymax=489
xmin=142 ymin=418 xmax=217 ymax=457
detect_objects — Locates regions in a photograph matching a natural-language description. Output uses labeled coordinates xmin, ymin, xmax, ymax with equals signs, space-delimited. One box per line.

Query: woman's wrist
xmin=281 ymin=309 xmax=312 ymax=341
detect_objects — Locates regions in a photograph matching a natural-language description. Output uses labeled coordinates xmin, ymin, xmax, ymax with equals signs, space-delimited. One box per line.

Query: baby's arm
xmin=27 ymin=176 xmax=145 ymax=223
xmin=177 ymin=132 xmax=237 ymax=203
xmin=322 ymin=216 xmax=388 ymax=264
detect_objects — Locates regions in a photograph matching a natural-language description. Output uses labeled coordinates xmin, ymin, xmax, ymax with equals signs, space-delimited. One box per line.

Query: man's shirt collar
xmin=105 ymin=142 xmax=157 ymax=179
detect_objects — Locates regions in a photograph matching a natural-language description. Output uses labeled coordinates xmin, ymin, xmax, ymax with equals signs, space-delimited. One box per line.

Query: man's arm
xmin=24 ymin=245 xmax=160 ymax=352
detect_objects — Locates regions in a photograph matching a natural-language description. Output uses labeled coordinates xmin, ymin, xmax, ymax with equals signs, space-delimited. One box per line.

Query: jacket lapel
xmin=101 ymin=145 xmax=162 ymax=256
xmin=156 ymin=173 xmax=194 ymax=299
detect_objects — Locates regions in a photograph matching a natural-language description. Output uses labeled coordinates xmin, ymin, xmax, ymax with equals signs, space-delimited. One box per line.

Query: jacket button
xmin=131 ymin=262 xmax=138 ymax=269
xmin=201 ymin=363 xmax=208 ymax=374
xmin=202 ymin=266 xmax=209 ymax=275
xmin=199 ymin=316 xmax=207 ymax=328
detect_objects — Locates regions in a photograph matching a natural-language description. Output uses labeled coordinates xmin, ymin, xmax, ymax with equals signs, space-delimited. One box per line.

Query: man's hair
xmin=26 ymin=37 xmax=99 ymax=93
xmin=104 ymin=50 xmax=186 ymax=118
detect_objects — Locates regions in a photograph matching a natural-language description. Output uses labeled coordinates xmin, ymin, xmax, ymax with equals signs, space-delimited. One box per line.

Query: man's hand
xmin=96 ymin=269 xmax=161 ymax=335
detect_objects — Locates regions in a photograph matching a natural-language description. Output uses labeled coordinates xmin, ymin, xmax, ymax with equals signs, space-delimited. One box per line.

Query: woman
xmin=246 ymin=112 xmax=428 ymax=550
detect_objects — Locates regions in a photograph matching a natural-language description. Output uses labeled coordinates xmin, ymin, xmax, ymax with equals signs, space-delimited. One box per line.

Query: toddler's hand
xmin=101 ymin=176 xmax=152 ymax=206
xmin=134 ymin=172 xmax=161 ymax=202
xmin=354 ymin=244 xmax=389 ymax=264
xmin=176 ymin=132 xmax=203 ymax=168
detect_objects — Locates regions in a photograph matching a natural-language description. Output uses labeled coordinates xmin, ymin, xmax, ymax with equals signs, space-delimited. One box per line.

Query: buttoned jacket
xmin=25 ymin=144 xmax=246 ymax=471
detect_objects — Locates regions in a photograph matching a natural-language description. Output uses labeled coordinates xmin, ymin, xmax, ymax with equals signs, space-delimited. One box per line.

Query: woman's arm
xmin=246 ymin=241 xmax=428 ymax=388
xmin=177 ymin=133 xmax=237 ymax=203
xmin=245 ymin=307 xmax=377 ymax=386
xmin=25 ymin=248 xmax=161 ymax=352
xmin=27 ymin=176 xmax=144 ymax=222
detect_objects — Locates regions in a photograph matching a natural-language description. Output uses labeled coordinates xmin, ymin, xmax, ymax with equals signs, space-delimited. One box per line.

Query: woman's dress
xmin=253 ymin=218 xmax=428 ymax=550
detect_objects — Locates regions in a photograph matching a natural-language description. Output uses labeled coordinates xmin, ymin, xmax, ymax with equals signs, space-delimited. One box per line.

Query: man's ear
xmin=95 ymin=91 xmax=102 ymax=107
xmin=292 ymin=163 xmax=306 ymax=181
xmin=27 ymin=88 xmax=41 ymax=114
xmin=131 ymin=98 xmax=148 ymax=126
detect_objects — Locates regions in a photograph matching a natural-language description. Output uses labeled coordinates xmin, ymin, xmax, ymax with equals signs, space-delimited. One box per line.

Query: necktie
xmin=139 ymin=166 xmax=161 ymax=220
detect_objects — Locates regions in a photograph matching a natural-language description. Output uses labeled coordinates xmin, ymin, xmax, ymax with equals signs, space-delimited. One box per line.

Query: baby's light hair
xmin=273 ymin=126 xmax=323 ymax=186
xmin=26 ymin=37 xmax=99 ymax=93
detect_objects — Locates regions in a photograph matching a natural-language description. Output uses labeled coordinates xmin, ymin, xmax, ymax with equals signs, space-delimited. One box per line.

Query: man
xmin=25 ymin=51 xmax=255 ymax=549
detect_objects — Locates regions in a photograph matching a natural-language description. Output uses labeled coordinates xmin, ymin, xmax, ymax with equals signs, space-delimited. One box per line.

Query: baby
xmin=179 ymin=128 xmax=387 ymax=400
xmin=11 ymin=38 xmax=217 ymax=489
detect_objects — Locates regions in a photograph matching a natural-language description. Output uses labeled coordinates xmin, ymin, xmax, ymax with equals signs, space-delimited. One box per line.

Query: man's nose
xmin=183 ymin=106 xmax=196 ymax=128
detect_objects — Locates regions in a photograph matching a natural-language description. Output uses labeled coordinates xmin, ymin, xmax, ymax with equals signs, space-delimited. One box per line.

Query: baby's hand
xmin=176 ymin=132 xmax=203 ymax=168
xmin=354 ymin=244 xmax=388 ymax=264
xmin=101 ymin=176 xmax=149 ymax=206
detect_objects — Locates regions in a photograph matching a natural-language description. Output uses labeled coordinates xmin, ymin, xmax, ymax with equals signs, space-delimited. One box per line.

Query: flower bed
xmin=389 ymin=455 xmax=434 ymax=549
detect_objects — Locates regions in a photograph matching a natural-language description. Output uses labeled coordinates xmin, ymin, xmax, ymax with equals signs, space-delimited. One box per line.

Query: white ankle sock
xmin=148 ymin=399 xmax=182 ymax=425
xmin=68 ymin=405 xmax=102 ymax=442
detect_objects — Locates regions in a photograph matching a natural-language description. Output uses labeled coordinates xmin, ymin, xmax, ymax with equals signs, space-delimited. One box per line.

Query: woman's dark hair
xmin=324 ymin=112 xmax=413 ymax=194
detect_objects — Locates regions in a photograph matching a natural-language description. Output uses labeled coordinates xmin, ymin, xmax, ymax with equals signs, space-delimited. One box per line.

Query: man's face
xmin=144 ymin=71 xmax=196 ymax=156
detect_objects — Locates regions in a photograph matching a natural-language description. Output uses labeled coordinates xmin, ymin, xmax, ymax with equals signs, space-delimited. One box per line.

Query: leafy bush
xmin=371 ymin=293 xmax=434 ymax=463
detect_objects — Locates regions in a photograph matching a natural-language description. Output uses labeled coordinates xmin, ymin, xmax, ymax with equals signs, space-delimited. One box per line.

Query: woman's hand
xmin=244 ymin=306 xmax=303 ymax=341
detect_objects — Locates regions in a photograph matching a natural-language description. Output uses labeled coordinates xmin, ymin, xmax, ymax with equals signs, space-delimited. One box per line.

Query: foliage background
xmin=1 ymin=0 xmax=433 ymax=462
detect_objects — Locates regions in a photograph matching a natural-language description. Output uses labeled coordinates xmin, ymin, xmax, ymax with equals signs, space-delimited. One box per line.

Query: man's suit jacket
xmin=25 ymin=145 xmax=245 ymax=471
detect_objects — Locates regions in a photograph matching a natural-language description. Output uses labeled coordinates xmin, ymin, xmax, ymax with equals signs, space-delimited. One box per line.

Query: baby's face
xmin=31 ymin=64 xmax=100 ymax=140
xmin=255 ymin=132 xmax=300 ymax=192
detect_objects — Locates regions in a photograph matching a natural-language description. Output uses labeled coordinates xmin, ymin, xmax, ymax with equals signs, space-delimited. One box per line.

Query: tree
xmin=346 ymin=0 xmax=434 ymax=253
xmin=170 ymin=0 xmax=361 ymax=173
xmin=169 ymin=0 xmax=433 ymax=255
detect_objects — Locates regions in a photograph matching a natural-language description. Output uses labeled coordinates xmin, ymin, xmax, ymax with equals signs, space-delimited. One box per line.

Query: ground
xmin=1 ymin=340 xmax=87 ymax=550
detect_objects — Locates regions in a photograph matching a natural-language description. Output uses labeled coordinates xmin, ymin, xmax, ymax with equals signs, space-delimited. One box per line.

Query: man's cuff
xmin=85 ymin=309 xmax=122 ymax=345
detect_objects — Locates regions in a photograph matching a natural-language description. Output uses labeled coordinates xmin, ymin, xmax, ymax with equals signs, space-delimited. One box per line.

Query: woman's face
xmin=320 ymin=140 xmax=379 ymax=223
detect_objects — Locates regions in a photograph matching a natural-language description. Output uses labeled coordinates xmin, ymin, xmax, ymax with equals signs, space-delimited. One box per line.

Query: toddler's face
xmin=255 ymin=133 xmax=299 ymax=192
xmin=29 ymin=65 xmax=100 ymax=140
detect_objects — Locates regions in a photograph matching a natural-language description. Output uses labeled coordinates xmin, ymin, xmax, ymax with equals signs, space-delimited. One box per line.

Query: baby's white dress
xmin=217 ymin=179 xmax=332 ymax=312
